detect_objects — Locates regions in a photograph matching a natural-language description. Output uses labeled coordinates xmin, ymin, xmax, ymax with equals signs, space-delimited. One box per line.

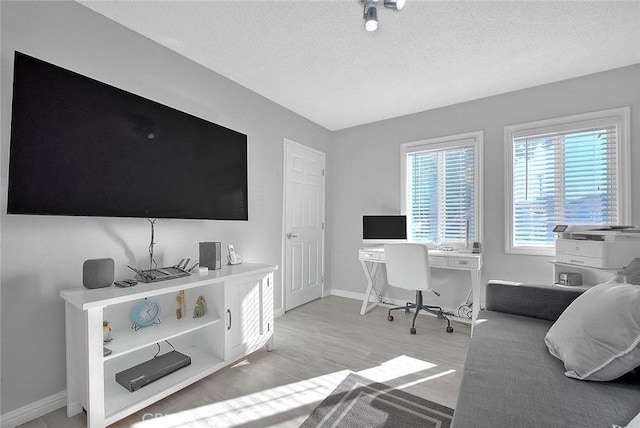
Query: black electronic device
xmin=115 ymin=350 xmax=191 ymax=392
xmin=8 ymin=52 xmax=248 ymax=220
xmin=127 ymin=265 xmax=190 ymax=283
xmin=82 ymin=258 xmax=115 ymax=289
xmin=200 ymin=242 xmax=222 ymax=270
xmin=362 ymin=215 xmax=408 ymax=244
xmin=114 ymin=279 xmax=138 ymax=288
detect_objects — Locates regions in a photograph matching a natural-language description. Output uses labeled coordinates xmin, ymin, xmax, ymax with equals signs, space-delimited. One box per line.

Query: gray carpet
xmin=300 ymin=373 xmax=454 ymax=428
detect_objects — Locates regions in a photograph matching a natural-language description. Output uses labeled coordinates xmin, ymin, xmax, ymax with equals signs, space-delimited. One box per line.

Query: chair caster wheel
xmin=404 ymin=308 xmax=410 ymax=314
xmin=446 ymin=326 xmax=454 ymax=333
xmin=410 ymin=328 xmax=417 ymax=335
xmin=387 ymin=315 xmax=394 ymax=322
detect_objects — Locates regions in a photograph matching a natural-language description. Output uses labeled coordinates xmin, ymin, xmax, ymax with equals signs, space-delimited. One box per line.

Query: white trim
xmin=330 ymin=288 xmax=371 ymax=301
xmin=400 ymin=131 xmax=484 ymax=247
xmin=504 ymin=107 xmax=631 ymax=256
xmin=1 ymin=391 xmax=66 ymax=428
xmin=328 ymin=289 xmax=470 ymax=324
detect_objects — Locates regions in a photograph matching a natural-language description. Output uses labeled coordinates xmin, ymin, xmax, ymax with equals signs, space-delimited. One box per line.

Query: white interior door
xmin=284 ymin=139 xmax=325 ymax=311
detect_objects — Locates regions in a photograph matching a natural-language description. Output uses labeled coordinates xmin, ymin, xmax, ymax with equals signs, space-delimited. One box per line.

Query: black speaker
xmin=82 ymin=258 xmax=115 ymax=289
xmin=199 ymin=242 xmax=221 ymax=270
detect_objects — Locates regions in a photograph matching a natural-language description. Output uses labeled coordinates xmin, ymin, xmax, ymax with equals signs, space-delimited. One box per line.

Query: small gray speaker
xmin=83 ymin=258 xmax=115 ymax=289
xmin=199 ymin=242 xmax=221 ymax=270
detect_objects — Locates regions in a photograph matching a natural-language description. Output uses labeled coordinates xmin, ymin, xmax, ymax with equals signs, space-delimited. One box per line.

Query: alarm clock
xmin=130 ymin=298 xmax=161 ymax=331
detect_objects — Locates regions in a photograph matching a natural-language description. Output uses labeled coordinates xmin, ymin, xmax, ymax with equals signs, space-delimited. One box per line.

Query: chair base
xmin=387 ymin=290 xmax=453 ymax=334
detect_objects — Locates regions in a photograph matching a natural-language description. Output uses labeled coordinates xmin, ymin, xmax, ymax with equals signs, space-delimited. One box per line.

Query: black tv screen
xmin=362 ymin=215 xmax=407 ymax=242
xmin=8 ymin=51 xmax=248 ymax=220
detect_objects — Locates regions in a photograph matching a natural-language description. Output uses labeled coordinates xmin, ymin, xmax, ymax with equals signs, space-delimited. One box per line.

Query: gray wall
xmin=326 ymin=64 xmax=640 ymax=304
xmin=0 ymin=1 xmax=330 ymax=415
xmin=2 ymin=0 xmax=640 ymax=420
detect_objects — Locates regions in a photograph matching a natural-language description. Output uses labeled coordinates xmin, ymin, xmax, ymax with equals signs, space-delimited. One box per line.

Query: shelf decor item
xmin=130 ymin=298 xmax=161 ymax=331
xmin=103 ymin=321 xmax=112 ymax=343
xmin=176 ymin=290 xmax=186 ymax=319
xmin=193 ymin=295 xmax=206 ymax=318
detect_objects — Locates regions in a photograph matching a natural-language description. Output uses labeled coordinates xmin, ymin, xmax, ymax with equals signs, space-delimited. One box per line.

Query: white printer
xmin=554 ymin=225 xmax=640 ymax=269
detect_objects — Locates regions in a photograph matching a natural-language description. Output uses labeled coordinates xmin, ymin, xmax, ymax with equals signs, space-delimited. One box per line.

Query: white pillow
xmin=545 ymin=278 xmax=640 ymax=381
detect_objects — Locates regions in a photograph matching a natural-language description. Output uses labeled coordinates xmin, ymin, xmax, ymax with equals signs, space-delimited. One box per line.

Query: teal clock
xmin=130 ymin=298 xmax=161 ymax=331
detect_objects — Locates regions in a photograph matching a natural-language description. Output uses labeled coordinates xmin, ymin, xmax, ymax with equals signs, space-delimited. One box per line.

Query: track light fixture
xmin=364 ymin=5 xmax=378 ymax=32
xmin=384 ymin=0 xmax=405 ymax=11
xmin=362 ymin=0 xmax=405 ymax=32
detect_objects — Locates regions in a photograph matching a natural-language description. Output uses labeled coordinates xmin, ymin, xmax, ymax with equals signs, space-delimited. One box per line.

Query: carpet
xmin=300 ymin=373 xmax=454 ymax=428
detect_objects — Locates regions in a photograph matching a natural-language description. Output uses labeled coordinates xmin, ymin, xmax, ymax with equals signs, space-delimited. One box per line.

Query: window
xmin=401 ymin=132 xmax=483 ymax=247
xmin=505 ymin=108 xmax=630 ymax=255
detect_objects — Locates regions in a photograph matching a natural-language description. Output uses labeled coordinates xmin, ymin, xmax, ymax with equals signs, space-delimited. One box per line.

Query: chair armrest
xmin=484 ymin=280 xmax=584 ymax=321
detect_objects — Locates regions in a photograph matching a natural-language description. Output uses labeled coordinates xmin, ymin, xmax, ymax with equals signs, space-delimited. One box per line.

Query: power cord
xmin=147 ymin=218 xmax=158 ymax=270
xmin=153 ymin=340 xmax=176 ymax=358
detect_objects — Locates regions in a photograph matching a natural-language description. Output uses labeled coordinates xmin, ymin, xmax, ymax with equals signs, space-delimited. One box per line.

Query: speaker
xmin=199 ymin=242 xmax=221 ymax=270
xmin=82 ymin=258 xmax=115 ymax=289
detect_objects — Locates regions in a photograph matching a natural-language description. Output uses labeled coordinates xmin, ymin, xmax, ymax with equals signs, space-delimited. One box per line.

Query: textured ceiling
xmin=77 ymin=0 xmax=640 ymax=131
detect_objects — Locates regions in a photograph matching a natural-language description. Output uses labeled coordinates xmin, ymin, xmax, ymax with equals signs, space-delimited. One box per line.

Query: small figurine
xmin=193 ymin=295 xmax=206 ymax=318
xmin=176 ymin=290 xmax=186 ymax=319
xmin=103 ymin=321 xmax=112 ymax=343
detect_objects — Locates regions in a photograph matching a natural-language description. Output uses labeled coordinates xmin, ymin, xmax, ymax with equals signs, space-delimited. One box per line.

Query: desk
xmin=358 ymin=247 xmax=483 ymax=331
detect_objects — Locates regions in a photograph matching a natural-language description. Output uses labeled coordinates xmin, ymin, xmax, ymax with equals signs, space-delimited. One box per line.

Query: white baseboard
xmin=328 ymin=289 xmax=471 ymax=324
xmin=1 ymin=390 xmax=66 ymax=428
xmin=329 ymin=288 xmax=399 ymax=306
xmin=329 ymin=288 xmax=369 ymax=301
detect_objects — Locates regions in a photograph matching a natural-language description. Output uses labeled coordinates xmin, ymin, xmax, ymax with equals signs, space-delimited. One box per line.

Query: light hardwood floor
xmin=20 ymin=295 xmax=470 ymax=428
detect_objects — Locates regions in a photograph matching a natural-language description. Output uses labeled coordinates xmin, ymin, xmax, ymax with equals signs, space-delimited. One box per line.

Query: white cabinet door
xmin=224 ymin=275 xmax=263 ymax=360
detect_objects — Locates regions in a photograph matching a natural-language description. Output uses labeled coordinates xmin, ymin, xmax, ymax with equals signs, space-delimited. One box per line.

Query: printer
xmin=554 ymin=225 xmax=640 ymax=269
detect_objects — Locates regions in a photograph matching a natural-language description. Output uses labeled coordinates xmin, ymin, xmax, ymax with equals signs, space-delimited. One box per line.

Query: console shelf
xmin=104 ymin=346 xmax=225 ymax=423
xmin=104 ymin=316 xmax=222 ymax=361
xmin=61 ymin=262 xmax=277 ymax=428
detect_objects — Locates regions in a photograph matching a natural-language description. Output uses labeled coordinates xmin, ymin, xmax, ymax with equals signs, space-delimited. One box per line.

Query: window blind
xmin=512 ymin=126 xmax=618 ymax=247
xmin=407 ymin=144 xmax=476 ymax=244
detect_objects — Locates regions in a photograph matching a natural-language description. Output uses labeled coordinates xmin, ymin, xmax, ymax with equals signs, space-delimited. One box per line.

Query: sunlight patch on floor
xmin=129 ymin=355 xmax=455 ymax=428
xmin=358 ymin=355 xmax=437 ymax=384
xmin=395 ymin=369 xmax=456 ymax=390
xmin=130 ymin=370 xmax=351 ymax=428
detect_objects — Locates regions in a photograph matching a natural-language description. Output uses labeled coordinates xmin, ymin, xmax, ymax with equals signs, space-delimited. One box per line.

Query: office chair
xmin=384 ymin=243 xmax=453 ymax=334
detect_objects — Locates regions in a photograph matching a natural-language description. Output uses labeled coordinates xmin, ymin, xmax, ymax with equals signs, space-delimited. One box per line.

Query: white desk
xmin=358 ymin=247 xmax=483 ymax=331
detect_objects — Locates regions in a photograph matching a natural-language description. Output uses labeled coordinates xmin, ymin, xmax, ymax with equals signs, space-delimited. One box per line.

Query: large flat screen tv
xmin=7 ymin=51 xmax=248 ymax=220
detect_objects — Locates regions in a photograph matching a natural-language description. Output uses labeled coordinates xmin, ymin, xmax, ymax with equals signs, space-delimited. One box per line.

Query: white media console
xmin=60 ymin=262 xmax=277 ymax=427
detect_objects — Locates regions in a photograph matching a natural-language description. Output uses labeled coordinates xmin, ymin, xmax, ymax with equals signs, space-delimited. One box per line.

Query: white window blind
xmin=506 ymin=108 xmax=629 ymax=254
xmin=402 ymin=132 xmax=482 ymax=246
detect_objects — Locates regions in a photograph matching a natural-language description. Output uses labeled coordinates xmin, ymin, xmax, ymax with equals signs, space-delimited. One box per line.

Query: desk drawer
xmin=429 ymin=256 xmax=448 ymax=267
xmin=448 ymin=257 xmax=479 ymax=269
xmin=358 ymin=250 xmax=380 ymax=261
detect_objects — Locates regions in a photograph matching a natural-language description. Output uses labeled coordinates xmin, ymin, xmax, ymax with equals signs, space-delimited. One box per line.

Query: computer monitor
xmin=362 ymin=215 xmax=407 ymax=244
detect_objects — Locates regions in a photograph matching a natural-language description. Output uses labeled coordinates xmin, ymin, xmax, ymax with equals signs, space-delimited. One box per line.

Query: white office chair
xmin=384 ymin=243 xmax=453 ymax=334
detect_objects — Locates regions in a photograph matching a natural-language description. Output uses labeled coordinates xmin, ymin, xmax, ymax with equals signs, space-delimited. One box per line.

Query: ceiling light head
xmin=364 ymin=5 xmax=378 ymax=32
xmin=361 ymin=0 xmax=405 ymax=32
xmin=384 ymin=0 xmax=405 ymax=11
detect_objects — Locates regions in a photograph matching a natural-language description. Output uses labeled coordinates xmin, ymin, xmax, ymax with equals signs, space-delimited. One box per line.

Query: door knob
xmin=287 ymin=233 xmax=298 ymax=239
